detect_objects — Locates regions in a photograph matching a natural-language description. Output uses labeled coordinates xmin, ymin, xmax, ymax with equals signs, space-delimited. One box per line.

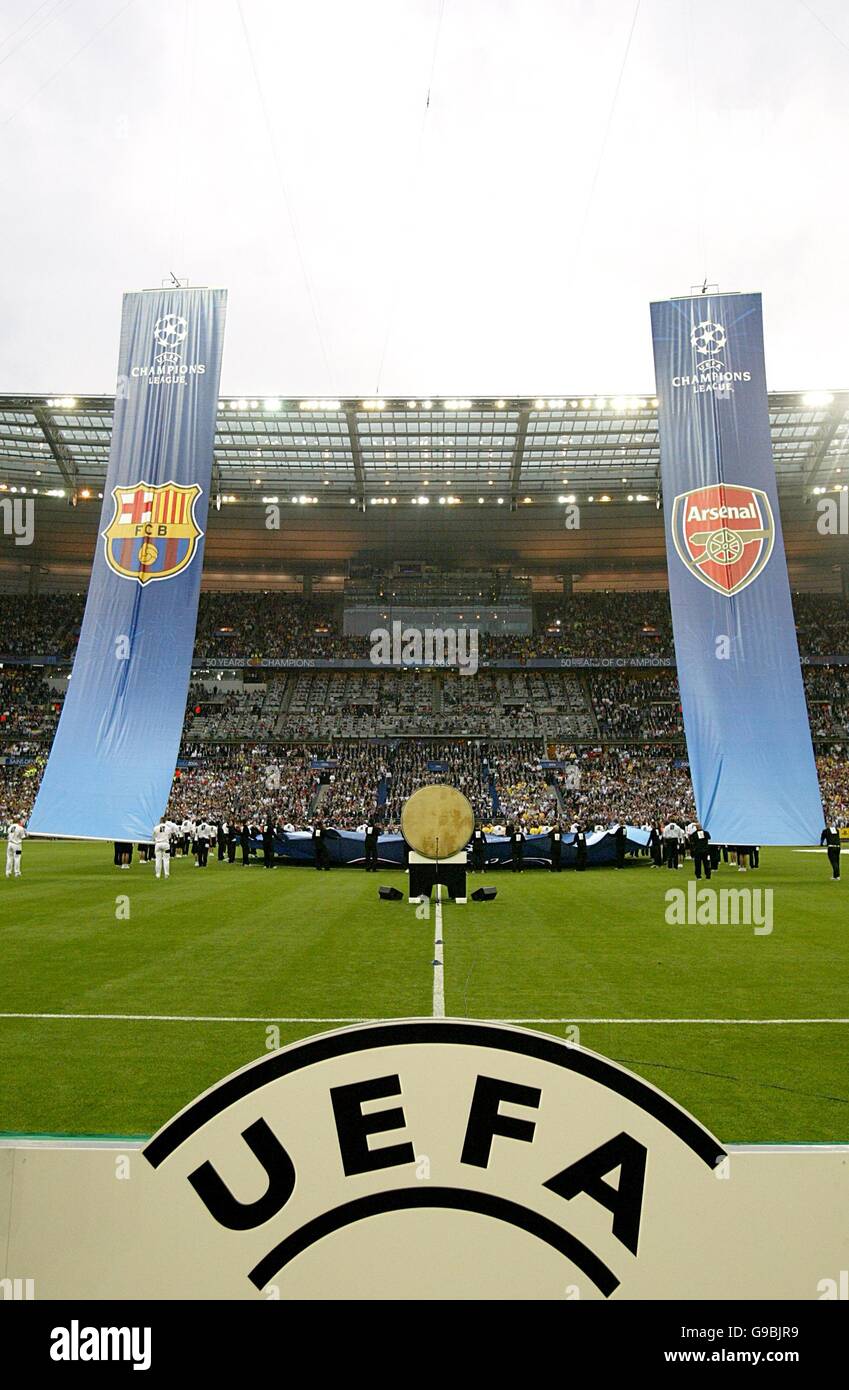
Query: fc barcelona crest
xmin=102 ymin=480 xmax=204 ymax=586
xmin=670 ymin=482 xmax=774 ymax=597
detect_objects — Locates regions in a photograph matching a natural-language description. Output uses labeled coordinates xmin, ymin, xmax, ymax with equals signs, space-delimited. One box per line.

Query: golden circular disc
xmin=401 ymin=784 xmax=475 ymax=859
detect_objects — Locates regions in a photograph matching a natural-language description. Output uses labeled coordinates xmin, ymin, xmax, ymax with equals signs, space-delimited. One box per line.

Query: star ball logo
xmin=143 ymin=1020 xmax=725 ymax=1299
xmin=130 ymin=312 xmax=207 ymax=387
xmin=690 ymin=319 xmax=726 ymax=356
xmin=154 ymin=313 xmax=188 ymax=348
xmin=672 ymin=316 xmax=752 ymax=394
xmin=671 ymin=483 xmax=774 ymax=596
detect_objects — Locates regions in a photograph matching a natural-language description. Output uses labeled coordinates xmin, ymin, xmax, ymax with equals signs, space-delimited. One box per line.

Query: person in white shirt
xmin=180 ymin=818 xmax=195 ymax=857
xmin=153 ymin=821 xmax=172 ymax=879
xmin=195 ymin=820 xmax=212 ymax=868
xmin=662 ymin=821 xmax=683 ymax=870
xmin=5 ymin=818 xmax=26 ymax=878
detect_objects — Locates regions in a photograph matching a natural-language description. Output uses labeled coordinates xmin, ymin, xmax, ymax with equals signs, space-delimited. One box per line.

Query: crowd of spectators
xmin=814 ymin=751 xmax=849 ymax=823
xmin=164 ymin=745 xmax=328 ymax=826
xmin=590 ymin=673 xmax=683 ymax=738
xmin=554 ymin=745 xmax=696 ymax=827
xmin=7 ymin=588 xmax=849 ymax=664
xmin=793 ymin=595 xmax=849 ymax=656
xmin=0 ymin=669 xmax=63 ymax=739
xmin=0 ymin=595 xmax=81 ymax=656
xmin=8 ymin=585 xmax=849 ymax=834
xmin=379 ymin=741 xmax=492 ymax=827
xmin=487 ymin=741 xmax=561 ymax=824
xmin=8 ymin=731 xmax=849 ymax=832
xmin=506 ymin=592 xmax=676 ymax=658
xmin=804 ymin=666 xmax=849 ymax=738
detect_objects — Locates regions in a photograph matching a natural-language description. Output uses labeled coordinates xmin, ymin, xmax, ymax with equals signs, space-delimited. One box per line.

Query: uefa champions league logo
xmin=154 ymin=313 xmax=188 ymax=349
xmin=690 ymin=321 xmax=727 ymax=375
xmin=131 ymin=312 xmax=205 ymax=386
xmin=671 ymin=316 xmax=750 ymax=394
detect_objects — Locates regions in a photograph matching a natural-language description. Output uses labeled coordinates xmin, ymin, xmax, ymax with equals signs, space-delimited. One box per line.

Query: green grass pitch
xmin=1 ymin=841 xmax=847 ymax=1143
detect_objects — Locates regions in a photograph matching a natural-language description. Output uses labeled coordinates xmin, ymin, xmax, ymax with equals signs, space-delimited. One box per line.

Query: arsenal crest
xmin=670 ymin=483 xmax=774 ymax=597
xmin=102 ymin=480 xmax=204 ymax=586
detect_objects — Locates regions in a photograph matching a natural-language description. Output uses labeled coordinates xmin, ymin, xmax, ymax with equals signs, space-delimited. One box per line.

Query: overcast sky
xmin=1 ymin=0 xmax=847 ymax=397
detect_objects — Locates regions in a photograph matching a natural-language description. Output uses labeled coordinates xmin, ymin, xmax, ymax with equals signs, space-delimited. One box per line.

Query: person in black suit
xmin=240 ymin=821 xmax=251 ymax=866
xmin=263 ymin=818 xmax=275 ymax=868
xmin=509 ymin=822 xmax=525 ymax=873
xmin=364 ymin=821 xmax=378 ymax=872
xmin=821 ymin=824 xmax=841 ymax=880
xmin=216 ymin=821 xmax=227 ymax=862
xmin=614 ymin=823 xmax=626 ymax=869
xmin=313 ymin=820 xmax=331 ymax=870
xmin=574 ymin=825 xmax=587 ymax=871
xmin=648 ymin=825 xmax=662 ymax=867
xmin=227 ymin=821 xmax=238 ymax=864
xmin=549 ymin=822 xmax=562 ymax=872
xmin=471 ymin=824 xmax=486 ymax=873
xmin=688 ymin=823 xmax=712 ymax=879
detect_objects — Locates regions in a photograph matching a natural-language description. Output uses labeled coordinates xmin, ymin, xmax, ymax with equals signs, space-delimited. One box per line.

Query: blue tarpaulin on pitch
xmin=251 ymin=826 xmax=648 ymax=869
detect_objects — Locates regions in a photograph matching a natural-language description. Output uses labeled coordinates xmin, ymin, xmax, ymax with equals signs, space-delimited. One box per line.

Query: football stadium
xmin=2 ymin=390 xmax=848 ymax=1145
xmin=3 ymin=0 xmax=849 ymax=1315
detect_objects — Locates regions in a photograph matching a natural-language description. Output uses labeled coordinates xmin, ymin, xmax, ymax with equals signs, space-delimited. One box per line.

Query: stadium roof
xmin=2 ymin=392 xmax=849 ymax=591
xmin=1 ymin=390 xmax=848 ymax=504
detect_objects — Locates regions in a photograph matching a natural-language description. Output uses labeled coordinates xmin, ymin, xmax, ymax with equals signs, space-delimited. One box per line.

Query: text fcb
xmin=102 ymin=480 xmax=204 ymax=585
xmin=671 ymin=483 xmax=774 ymax=597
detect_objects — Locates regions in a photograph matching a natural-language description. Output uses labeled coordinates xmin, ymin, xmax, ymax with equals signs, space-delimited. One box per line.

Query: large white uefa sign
xmin=2 ymin=1020 xmax=848 ymax=1299
xmin=143 ymin=1019 xmax=724 ymax=1300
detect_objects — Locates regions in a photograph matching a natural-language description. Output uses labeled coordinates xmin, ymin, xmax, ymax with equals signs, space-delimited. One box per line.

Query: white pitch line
xmin=501 ymin=1018 xmax=849 ymax=1025
xmin=0 ymin=1012 xmax=374 ymax=1024
xmin=1 ymin=1012 xmax=849 ymax=1025
xmin=432 ymin=884 xmax=445 ymax=1019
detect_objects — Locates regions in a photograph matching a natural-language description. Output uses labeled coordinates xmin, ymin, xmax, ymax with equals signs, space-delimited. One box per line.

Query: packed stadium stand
xmin=5 ymin=586 xmax=849 ymax=828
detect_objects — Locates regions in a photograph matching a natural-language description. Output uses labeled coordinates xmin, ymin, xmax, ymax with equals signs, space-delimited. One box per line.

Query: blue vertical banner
xmin=650 ymin=292 xmax=821 ymax=844
xmin=29 ymin=288 xmax=227 ymax=841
